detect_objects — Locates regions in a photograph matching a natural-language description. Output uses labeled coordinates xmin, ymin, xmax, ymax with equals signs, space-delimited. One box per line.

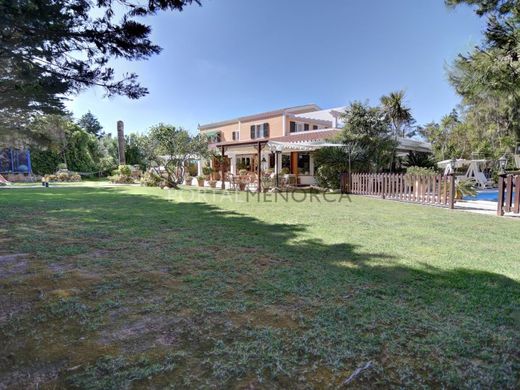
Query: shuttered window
xmin=263 ymin=123 xmax=269 ymax=138
xmin=304 ymin=123 xmax=309 ymax=131
xmin=250 ymin=123 xmax=270 ymax=138
xmin=290 ymin=121 xmax=296 ymax=133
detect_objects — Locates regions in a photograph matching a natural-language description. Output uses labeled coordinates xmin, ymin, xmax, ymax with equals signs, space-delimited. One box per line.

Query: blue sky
xmin=67 ymin=0 xmax=485 ymax=136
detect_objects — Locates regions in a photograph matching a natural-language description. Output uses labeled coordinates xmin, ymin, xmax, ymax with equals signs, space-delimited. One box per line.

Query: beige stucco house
xmin=198 ymin=104 xmax=431 ymax=188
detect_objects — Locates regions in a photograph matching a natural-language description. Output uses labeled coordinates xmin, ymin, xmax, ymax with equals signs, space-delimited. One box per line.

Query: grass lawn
xmin=1 ymin=185 xmax=518 ymax=388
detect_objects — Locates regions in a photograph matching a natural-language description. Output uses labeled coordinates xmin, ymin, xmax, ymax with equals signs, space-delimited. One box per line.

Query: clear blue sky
xmin=67 ymin=0 xmax=485 ymax=136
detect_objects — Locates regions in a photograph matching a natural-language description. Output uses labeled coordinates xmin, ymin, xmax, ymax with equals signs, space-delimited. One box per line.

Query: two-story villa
xmin=198 ymin=104 xmax=431 ymax=188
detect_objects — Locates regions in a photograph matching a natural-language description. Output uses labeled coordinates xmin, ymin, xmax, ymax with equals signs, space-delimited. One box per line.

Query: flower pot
xmin=197 ymin=179 xmax=204 ymax=187
xmin=209 ymin=181 xmax=217 ymax=188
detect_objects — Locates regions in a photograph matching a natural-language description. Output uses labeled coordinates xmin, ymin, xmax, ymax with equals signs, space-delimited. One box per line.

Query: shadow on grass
xmin=0 ymin=187 xmax=518 ymax=388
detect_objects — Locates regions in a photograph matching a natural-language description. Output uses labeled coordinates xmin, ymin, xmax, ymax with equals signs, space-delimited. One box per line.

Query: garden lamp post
xmin=450 ymin=157 xmax=457 ymax=175
xmin=497 ymin=155 xmax=508 ymax=216
xmin=498 ymin=155 xmax=507 ymax=175
xmin=261 ymin=156 xmax=267 ymax=172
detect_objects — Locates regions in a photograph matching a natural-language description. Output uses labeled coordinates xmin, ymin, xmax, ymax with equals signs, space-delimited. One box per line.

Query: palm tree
xmin=380 ymin=90 xmax=414 ymax=138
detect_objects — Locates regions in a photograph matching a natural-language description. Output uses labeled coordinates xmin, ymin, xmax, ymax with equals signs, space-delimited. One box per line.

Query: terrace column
xmin=197 ymin=160 xmax=202 ymax=176
xmin=257 ymin=142 xmax=262 ymax=193
xmin=221 ymin=145 xmax=226 ymax=190
xmin=274 ymin=149 xmax=280 ymax=188
xmin=230 ymin=154 xmax=237 ymax=175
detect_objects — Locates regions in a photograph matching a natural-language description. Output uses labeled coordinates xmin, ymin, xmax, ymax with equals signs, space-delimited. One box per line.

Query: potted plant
xmin=208 ymin=179 xmax=217 ymax=188
xmin=202 ymin=166 xmax=213 ymax=180
xmin=261 ymin=175 xmax=274 ymax=192
xmin=185 ymin=176 xmax=193 ymax=186
xmin=196 ymin=175 xmax=205 ymax=187
xmin=237 ymin=169 xmax=249 ymax=191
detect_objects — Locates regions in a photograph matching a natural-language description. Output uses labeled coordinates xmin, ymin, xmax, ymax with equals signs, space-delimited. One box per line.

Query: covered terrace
xmin=212 ymin=129 xmax=341 ymax=191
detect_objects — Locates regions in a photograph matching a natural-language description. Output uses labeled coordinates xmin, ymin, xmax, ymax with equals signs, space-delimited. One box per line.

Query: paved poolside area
xmin=456 ymin=200 xmax=520 ymax=218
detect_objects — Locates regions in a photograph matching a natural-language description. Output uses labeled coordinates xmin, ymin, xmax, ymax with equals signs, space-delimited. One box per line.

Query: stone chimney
xmin=117 ymin=120 xmax=126 ymax=165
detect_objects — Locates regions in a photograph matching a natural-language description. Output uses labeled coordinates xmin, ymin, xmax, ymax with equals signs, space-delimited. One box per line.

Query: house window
xmin=290 ymin=122 xmax=310 ymax=133
xmin=232 ymin=131 xmax=240 ymax=141
xmin=282 ymin=154 xmax=291 ymax=171
xmin=313 ymin=125 xmax=318 ymax=130
xmin=250 ymin=123 xmax=270 ymax=139
xmin=206 ymin=131 xmax=221 ymax=143
xmin=297 ymin=153 xmax=311 ymax=175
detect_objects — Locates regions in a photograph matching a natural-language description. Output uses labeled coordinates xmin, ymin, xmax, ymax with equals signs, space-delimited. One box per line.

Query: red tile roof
xmin=213 ymin=129 xmax=341 ymax=148
xmin=269 ymin=129 xmax=340 ymax=143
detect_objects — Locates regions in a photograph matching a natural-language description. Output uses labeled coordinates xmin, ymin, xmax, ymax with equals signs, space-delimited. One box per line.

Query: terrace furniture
xmin=228 ymin=173 xmax=238 ymax=191
xmin=247 ymin=172 xmax=257 ymax=191
xmin=284 ymin=174 xmax=297 ymax=187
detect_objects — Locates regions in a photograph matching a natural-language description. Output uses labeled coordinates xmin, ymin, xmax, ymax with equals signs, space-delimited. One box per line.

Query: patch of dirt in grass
xmin=144 ymin=270 xmax=184 ymax=289
xmin=0 ymin=253 xmax=29 ymax=279
xmin=47 ymin=262 xmax=75 ymax=273
xmin=48 ymin=288 xmax=81 ymax=298
xmin=307 ymin=366 xmax=341 ymax=387
xmin=30 ymin=267 xmax=103 ymax=293
xmin=98 ymin=313 xmax=190 ymax=352
xmin=0 ymin=362 xmax=63 ymax=390
xmin=229 ymin=306 xmax=299 ymax=329
xmin=0 ymin=298 xmax=32 ymax=324
xmin=90 ymin=249 xmax=111 ymax=258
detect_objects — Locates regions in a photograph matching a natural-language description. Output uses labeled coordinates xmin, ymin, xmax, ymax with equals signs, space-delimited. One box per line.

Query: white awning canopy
xmin=436 ymin=158 xmax=487 ymax=168
xmin=267 ymin=140 xmax=345 ymax=152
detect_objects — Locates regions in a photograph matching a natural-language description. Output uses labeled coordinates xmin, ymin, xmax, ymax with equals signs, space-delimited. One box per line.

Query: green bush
xmin=405 ymin=166 xmax=438 ymax=176
xmin=108 ymin=174 xmax=135 ymax=184
xmin=202 ymin=166 xmax=213 ymax=177
xmin=44 ymin=171 xmax=81 ymax=182
xmin=118 ymin=165 xmax=132 ymax=176
xmin=30 ymin=149 xmax=62 ymax=175
xmin=108 ymin=165 xmax=136 ymax=184
xmin=57 ymin=163 xmax=68 ymax=170
xmin=141 ymin=171 xmax=163 ymax=187
xmin=315 ymin=165 xmax=343 ymax=189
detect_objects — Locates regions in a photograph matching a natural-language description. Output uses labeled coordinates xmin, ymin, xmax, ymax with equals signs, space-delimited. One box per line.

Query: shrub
xmin=118 ymin=165 xmax=132 ymax=176
xmin=202 ymin=166 xmax=213 ymax=177
xmin=405 ymin=166 xmax=438 ymax=176
xmin=315 ymin=165 xmax=343 ymax=189
xmin=141 ymin=171 xmax=163 ymax=187
xmin=30 ymin=149 xmax=62 ymax=175
xmin=44 ymin=171 xmax=81 ymax=182
xmin=57 ymin=163 xmax=68 ymax=170
xmin=108 ymin=165 xmax=136 ymax=184
xmin=108 ymin=174 xmax=135 ymax=184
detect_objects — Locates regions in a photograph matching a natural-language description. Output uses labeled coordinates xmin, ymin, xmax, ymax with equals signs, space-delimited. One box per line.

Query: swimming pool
xmin=463 ymin=190 xmax=516 ymax=202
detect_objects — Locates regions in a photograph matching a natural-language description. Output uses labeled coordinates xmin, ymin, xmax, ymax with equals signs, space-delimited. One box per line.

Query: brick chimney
xmin=117 ymin=120 xmax=126 ymax=165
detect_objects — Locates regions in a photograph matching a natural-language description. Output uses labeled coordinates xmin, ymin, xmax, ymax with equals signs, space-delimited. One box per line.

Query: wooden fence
xmin=497 ymin=174 xmax=520 ymax=216
xmin=341 ymin=173 xmax=456 ymax=209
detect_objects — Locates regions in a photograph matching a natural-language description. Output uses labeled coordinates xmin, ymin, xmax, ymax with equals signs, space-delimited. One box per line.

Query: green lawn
xmin=0 ymin=185 xmax=518 ymax=388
